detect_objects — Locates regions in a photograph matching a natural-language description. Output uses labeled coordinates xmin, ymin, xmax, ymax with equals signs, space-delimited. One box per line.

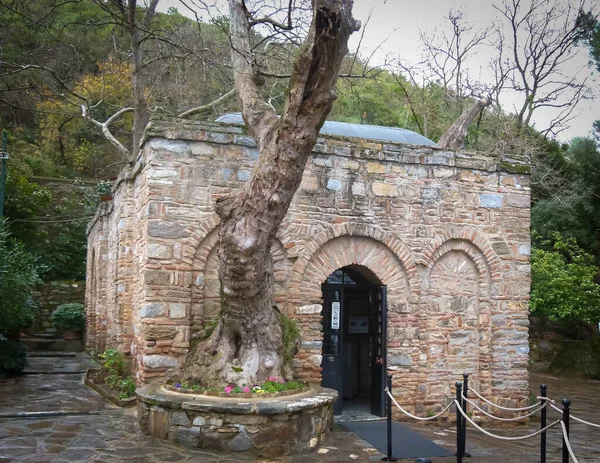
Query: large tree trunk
xmin=183 ymin=0 xmax=359 ymax=387
xmin=438 ymin=98 xmax=492 ymax=149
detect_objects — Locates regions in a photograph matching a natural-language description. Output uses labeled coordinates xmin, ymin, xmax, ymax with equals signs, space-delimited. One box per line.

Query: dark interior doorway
xmin=321 ymin=266 xmax=387 ymax=416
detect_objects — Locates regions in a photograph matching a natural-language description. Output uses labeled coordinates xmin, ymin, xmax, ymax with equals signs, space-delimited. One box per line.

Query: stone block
xmin=175 ymin=426 xmax=201 ymax=447
xmin=147 ymin=243 xmax=172 ymax=260
xmin=144 ymin=325 xmax=177 ymax=340
xmin=372 ymin=182 xmax=397 ymax=197
xmin=144 ymin=270 xmax=171 ymax=286
xmin=421 ymin=188 xmax=439 ymax=200
xmin=351 ymin=182 xmax=366 ymax=196
xmin=479 ymin=193 xmax=503 ymax=208
xmin=388 ymin=355 xmax=411 ymax=366
xmin=228 ymin=432 xmax=252 ymax=451
xmin=237 ymin=170 xmax=251 ymax=181
xmin=143 ymin=355 xmax=178 ymax=369
xmin=140 ymin=303 xmax=165 ymax=318
xmin=296 ymin=304 xmax=322 ymax=315
xmin=169 ymin=303 xmax=186 ymax=319
xmin=148 ymin=221 xmax=190 ymax=239
xmin=190 ymin=143 xmax=216 ymax=156
xmin=367 ymin=161 xmax=386 ymax=173
xmin=326 ymin=178 xmax=343 ymax=191
xmin=301 ymin=341 xmax=323 ymax=350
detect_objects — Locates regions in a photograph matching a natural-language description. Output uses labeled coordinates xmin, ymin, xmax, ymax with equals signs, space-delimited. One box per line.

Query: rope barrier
xmin=384 ymin=387 xmax=453 ymax=421
xmin=560 ymin=420 xmax=580 ymax=463
xmin=470 ymin=387 xmax=546 ymax=411
xmin=454 ymin=399 xmax=561 ymax=441
xmin=548 ymin=402 xmax=600 ymax=429
xmin=461 ymin=393 xmax=546 ymax=422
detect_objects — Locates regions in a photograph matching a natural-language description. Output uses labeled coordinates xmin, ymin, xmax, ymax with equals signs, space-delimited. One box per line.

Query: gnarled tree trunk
xmin=438 ymin=98 xmax=492 ymax=149
xmin=182 ymin=0 xmax=359 ymax=387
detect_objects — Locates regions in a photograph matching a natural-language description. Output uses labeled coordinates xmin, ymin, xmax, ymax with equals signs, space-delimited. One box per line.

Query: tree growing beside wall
xmin=182 ymin=0 xmax=360 ymax=387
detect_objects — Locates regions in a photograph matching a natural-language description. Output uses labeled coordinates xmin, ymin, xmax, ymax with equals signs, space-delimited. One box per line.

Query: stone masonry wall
xmin=30 ymin=280 xmax=85 ymax=335
xmin=87 ymin=119 xmax=531 ymax=413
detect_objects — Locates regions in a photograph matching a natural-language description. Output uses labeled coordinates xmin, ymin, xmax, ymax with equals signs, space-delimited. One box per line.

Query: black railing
xmin=382 ymin=373 xmax=588 ymax=463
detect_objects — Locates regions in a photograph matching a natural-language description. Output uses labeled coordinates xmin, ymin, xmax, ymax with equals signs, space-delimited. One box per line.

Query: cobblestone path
xmin=1 ymin=354 xmax=599 ymax=462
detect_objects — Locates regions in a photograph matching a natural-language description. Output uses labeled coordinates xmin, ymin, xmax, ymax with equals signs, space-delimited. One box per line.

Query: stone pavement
xmin=1 ymin=354 xmax=599 ymax=462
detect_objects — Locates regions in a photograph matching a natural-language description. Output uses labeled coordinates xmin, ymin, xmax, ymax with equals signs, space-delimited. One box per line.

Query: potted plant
xmin=50 ymin=303 xmax=85 ymax=340
xmin=97 ymin=180 xmax=113 ymax=201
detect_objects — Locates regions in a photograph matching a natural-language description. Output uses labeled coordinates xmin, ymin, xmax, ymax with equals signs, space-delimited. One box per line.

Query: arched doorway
xmin=321 ymin=265 xmax=387 ymax=417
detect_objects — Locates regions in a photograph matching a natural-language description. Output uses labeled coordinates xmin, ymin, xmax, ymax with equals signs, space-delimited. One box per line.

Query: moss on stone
xmin=549 ymin=338 xmax=600 ymax=379
xmin=499 ymin=161 xmax=531 ymax=174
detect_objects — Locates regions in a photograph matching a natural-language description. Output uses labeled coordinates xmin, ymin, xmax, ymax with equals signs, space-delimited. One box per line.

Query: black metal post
xmin=461 ymin=373 xmax=469 ymax=458
xmin=540 ymin=384 xmax=547 ymax=463
xmin=562 ymin=398 xmax=571 ymax=463
xmin=455 ymin=382 xmax=463 ymax=463
xmin=383 ymin=374 xmax=397 ymax=461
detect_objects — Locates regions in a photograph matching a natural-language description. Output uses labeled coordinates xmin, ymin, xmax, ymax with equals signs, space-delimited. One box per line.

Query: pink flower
xmin=267 ymin=376 xmax=278 ymax=382
xmin=278 ymin=378 xmax=285 ymax=384
xmin=242 ymin=386 xmax=250 ymax=393
xmin=224 ymin=385 xmax=234 ymax=394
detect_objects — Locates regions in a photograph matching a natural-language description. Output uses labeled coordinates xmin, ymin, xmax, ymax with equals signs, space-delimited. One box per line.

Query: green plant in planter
xmin=98 ymin=348 xmax=136 ymax=398
xmin=50 ymin=303 xmax=85 ymax=333
xmin=96 ymin=180 xmax=112 ymax=197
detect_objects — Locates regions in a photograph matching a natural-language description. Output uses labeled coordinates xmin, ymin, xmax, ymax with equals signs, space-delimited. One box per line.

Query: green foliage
xmin=280 ymin=312 xmax=301 ymax=365
xmin=50 ymin=303 xmax=85 ymax=332
xmin=98 ymin=348 xmax=136 ymax=398
xmin=0 ymin=336 xmax=28 ymax=377
xmin=0 ymin=221 xmax=41 ymax=337
xmin=530 ymin=234 xmax=600 ymax=324
xmin=531 ymin=138 xmax=600 ymax=261
xmin=260 ymin=379 xmax=305 ymax=393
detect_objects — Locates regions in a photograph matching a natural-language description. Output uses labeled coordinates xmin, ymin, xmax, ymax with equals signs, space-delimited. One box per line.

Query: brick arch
xmin=289 ymin=235 xmax=413 ymax=306
xmin=287 ymin=223 xmax=418 ymax=305
xmin=426 ymin=239 xmax=492 ymax=298
xmin=421 ymin=229 xmax=501 ymax=280
xmin=190 ymin=225 xmax=292 ymax=333
xmin=177 ymin=213 xmax=221 ymax=268
xmin=423 ymin=238 xmax=494 ymax=399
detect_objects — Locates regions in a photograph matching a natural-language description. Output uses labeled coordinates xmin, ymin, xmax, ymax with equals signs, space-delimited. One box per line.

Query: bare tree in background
xmin=496 ymin=0 xmax=595 ymax=137
xmin=182 ymin=0 xmax=359 ymax=387
xmin=0 ymin=0 xmax=237 ymax=160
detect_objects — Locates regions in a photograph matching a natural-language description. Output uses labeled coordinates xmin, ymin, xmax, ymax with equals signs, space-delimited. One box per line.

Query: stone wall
xmin=87 ymin=118 xmax=531 ymax=412
xmin=31 ymin=280 xmax=85 ymax=335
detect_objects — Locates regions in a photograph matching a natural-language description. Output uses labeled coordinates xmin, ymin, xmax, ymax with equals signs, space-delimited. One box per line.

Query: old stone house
xmin=86 ymin=116 xmax=531 ymax=416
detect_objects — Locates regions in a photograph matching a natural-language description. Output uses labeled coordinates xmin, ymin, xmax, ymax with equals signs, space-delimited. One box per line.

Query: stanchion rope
xmin=461 ymin=393 xmax=546 ymax=422
xmin=547 ymin=402 xmax=600 ymax=429
xmin=454 ymin=400 xmax=560 ymax=441
xmin=560 ymin=421 xmax=580 ymax=463
xmin=384 ymin=387 xmax=453 ymax=421
xmin=470 ymin=386 xmax=554 ymax=411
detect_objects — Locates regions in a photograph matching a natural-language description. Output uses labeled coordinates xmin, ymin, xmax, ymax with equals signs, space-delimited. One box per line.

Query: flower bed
xmin=85 ymin=369 xmax=136 ymax=407
xmin=164 ymin=376 xmax=309 ymax=397
xmin=137 ymin=383 xmax=338 ymax=457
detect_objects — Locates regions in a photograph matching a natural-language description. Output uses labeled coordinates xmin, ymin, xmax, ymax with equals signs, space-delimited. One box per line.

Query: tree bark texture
xmin=438 ymin=98 xmax=491 ymax=149
xmin=183 ymin=0 xmax=359 ymax=387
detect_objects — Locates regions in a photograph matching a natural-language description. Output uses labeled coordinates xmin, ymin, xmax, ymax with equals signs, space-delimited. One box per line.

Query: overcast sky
xmin=160 ymin=0 xmax=598 ymax=142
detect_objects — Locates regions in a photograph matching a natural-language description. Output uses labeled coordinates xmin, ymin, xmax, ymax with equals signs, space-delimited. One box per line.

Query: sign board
xmin=331 ymin=302 xmax=340 ymax=330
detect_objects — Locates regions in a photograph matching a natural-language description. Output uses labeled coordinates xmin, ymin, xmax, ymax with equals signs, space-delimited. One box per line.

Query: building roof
xmin=215 ymin=113 xmax=438 ymax=147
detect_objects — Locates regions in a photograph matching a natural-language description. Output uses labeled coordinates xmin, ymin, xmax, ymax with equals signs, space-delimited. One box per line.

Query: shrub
xmin=0 ymin=336 xmax=28 ymax=377
xmin=50 ymin=303 xmax=85 ymax=332
xmin=98 ymin=348 xmax=136 ymax=398
xmin=530 ymin=234 xmax=600 ymax=324
xmin=0 ymin=220 xmax=41 ymax=338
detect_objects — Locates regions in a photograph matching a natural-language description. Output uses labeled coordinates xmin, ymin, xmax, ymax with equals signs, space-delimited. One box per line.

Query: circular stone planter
xmin=136 ymin=384 xmax=338 ymax=457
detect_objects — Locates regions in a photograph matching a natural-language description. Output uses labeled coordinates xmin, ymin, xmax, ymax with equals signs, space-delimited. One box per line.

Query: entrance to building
xmin=320 ymin=266 xmax=387 ymax=416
